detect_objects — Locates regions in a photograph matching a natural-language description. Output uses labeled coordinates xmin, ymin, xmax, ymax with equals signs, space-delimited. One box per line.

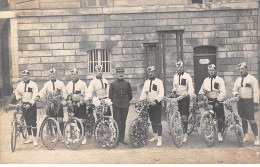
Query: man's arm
xmin=217 ymin=78 xmax=226 ymax=101
xmin=128 ymin=82 xmax=133 ymax=101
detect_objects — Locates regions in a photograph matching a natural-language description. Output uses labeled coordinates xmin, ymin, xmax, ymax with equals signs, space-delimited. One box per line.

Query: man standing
xmin=233 ymin=62 xmax=259 ymax=145
xmin=85 ymin=65 xmax=111 ymax=118
xmin=35 ymin=68 xmax=67 ymax=141
xmin=140 ymin=66 xmax=164 ymax=147
xmin=15 ymin=70 xmax=39 ymax=147
xmin=172 ymin=60 xmax=194 ymax=143
xmin=199 ymin=64 xmax=226 ymax=142
xmin=66 ymin=68 xmax=88 ymax=145
xmin=109 ymin=67 xmax=132 ymax=145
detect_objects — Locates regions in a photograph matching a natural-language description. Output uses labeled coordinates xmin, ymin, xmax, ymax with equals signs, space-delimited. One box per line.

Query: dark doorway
xmin=194 ymin=46 xmax=216 ymax=94
xmin=1 ymin=19 xmax=12 ymax=96
xmin=143 ymin=43 xmax=159 ymax=79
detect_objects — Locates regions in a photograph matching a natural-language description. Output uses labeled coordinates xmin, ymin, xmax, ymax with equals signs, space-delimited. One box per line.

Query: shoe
xmin=218 ymin=132 xmax=223 ymax=142
xmin=73 ymin=138 xmax=80 ymax=144
xmin=243 ymin=133 xmax=249 ymax=142
xmin=149 ymin=133 xmax=158 ymax=142
xmin=52 ymin=138 xmax=57 ymax=143
xmin=24 ymin=136 xmax=33 ymax=144
xmin=157 ymin=136 xmax=162 ymax=147
xmin=254 ymin=137 xmax=259 ymax=146
xmin=33 ymin=138 xmax=38 ymax=147
xmin=82 ymin=138 xmax=87 ymax=145
xmin=183 ymin=133 xmax=188 ymax=143
xmin=119 ymin=140 xmax=128 ymax=145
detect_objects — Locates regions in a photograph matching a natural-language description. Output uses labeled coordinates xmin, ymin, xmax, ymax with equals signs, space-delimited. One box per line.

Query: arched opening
xmin=193 ymin=46 xmax=216 ymax=94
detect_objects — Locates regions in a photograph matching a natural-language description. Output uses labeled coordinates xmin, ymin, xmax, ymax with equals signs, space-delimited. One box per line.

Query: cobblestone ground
xmin=0 ymin=105 xmax=259 ymax=164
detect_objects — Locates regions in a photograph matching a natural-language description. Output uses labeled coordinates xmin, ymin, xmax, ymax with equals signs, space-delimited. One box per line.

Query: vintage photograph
xmin=0 ymin=0 xmax=259 ymax=164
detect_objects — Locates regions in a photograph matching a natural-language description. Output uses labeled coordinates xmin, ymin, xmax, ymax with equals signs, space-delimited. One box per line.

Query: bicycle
xmin=38 ymin=90 xmax=63 ymax=150
xmin=85 ymin=103 xmax=95 ymax=138
xmin=6 ymin=103 xmax=28 ymax=152
xmin=94 ymin=98 xmax=119 ymax=149
xmin=164 ymin=94 xmax=188 ymax=147
xmin=221 ymin=97 xmax=244 ymax=147
xmin=128 ymin=100 xmax=151 ymax=148
xmin=63 ymin=99 xmax=84 ymax=150
xmin=187 ymin=94 xmax=202 ymax=135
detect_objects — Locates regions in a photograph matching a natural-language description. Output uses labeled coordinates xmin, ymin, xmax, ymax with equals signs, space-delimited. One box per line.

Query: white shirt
xmin=172 ymin=72 xmax=194 ymax=95
xmin=233 ymin=74 xmax=259 ymax=103
xmin=85 ymin=77 xmax=109 ymax=100
xmin=15 ymin=80 xmax=38 ymax=104
xmin=140 ymin=78 xmax=164 ymax=103
xmin=38 ymin=80 xmax=67 ymax=99
xmin=66 ymin=79 xmax=87 ymax=101
xmin=199 ymin=76 xmax=226 ymax=101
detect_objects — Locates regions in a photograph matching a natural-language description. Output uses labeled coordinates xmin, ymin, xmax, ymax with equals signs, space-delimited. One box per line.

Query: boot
xmin=149 ymin=133 xmax=158 ymax=142
xmin=157 ymin=136 xmax=162 ymax=147
xmin=82 ymin=137 xmax=87 ymax=145
xmin=254 ymin=136 xmax=259 ymax=146
xmin=183 ymin=133 xmax=188 ymax=143
xmin=24 ymin=135 xmax=33 ymax=144
xmin=33 ymin=137 xmax=38 ymax=147
xmin=243 ymin=133 xmax=249 ymax=142
xmin=218 ymin=132 xmax=223 ymax=142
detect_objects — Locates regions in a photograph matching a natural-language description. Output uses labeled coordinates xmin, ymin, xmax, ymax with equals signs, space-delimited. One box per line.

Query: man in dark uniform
xmin=109 ymin=67 xmax=133 ymax=145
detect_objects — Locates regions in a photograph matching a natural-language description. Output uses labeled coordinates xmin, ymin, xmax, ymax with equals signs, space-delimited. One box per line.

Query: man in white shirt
xmin=233 ymin=62 xmax=259 ymax=145
xmin=15 ymin=70 xmax=39 ymax=147
xmin=85 ymin=65 xmax=111 ymax=118
xmin=199 ymin=64 xmax=226 ymax=142
xmin=66 ymin=68 xmax=88 ymax=144
xmin=140 ymin=66 xmax=164 ymax=146
xmin=35 ymin=68 xmax=67 ymax=140
xmin=172 ymin=60 xmax=194 ymax=143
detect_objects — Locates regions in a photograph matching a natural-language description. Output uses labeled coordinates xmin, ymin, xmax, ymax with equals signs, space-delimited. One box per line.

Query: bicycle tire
xmin=187 ymin=111 xmax=195 ymax=135
xmin=94 ymin=116 xmax=119 ymax=149
xmin=85 ymin=124 xmax=93 ymax=138
xmin=201 ymin=113 xmax=216 ymax=147
xmin=129 ymin=118 xmax=149 ymax=148
xmin=166 ymin=112 xmax=172 ymax=134
xmin=170 ymin=112 xmax=183 ymax=148
xmin=234 ymin=124 xmax=244 ymax=147
xmin=11 ymin=121 xmax=17 ymax=152
xmin=21 ymin=119 xmax=28 ymax=139
xmin=40 ymin=117 xmax=59 ymax=150
xmin=63 ymin=117 xmax=84 ymax=150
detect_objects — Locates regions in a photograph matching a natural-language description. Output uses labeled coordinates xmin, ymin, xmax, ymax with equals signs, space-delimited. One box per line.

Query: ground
xmin=0 ymin=104 xmax=259 ymax=164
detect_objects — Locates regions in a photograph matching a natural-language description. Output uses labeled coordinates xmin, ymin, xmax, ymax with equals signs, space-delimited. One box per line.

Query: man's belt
xmin=22 ymin=92 xmax=32 ymax=103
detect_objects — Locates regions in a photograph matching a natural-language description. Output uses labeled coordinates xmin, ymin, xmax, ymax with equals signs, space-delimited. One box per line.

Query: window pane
xmin=88 ymin=49 xmax=111 ymax=73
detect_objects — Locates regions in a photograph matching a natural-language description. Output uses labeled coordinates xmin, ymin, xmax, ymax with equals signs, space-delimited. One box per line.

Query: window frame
xmin=87 ymin=49 xmax=111 ymax=74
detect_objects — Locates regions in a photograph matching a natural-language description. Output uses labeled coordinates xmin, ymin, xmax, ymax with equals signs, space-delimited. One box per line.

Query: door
xmin=194 ymin=46 xmax=216 ymax=94
xmin=143 ymin=43 xmax=160 ymax=79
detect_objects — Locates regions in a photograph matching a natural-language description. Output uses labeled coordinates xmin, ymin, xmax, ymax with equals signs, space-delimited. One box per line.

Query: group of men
xmin=14 ymin=60 xmax=259 ymax=149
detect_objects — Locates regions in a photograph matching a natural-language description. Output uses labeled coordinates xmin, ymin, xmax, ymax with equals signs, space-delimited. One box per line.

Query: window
xmin=88 ymin=49 xmax=111 ymax=74
xmin=192 ymin=0 xmax=203 ymax=4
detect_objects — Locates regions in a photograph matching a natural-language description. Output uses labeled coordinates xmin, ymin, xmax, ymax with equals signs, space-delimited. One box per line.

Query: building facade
xmin=0 ymin=0 xmax=259 ymax=100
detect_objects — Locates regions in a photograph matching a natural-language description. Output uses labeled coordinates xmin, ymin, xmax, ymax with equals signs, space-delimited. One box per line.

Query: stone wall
xmin=15 ymin=5 xmax=258 ymax=98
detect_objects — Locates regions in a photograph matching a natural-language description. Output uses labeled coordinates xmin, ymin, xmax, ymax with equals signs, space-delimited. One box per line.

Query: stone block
xmin=32 ymin=71 xmax=41 ymax=77
xmin=110 ymin=15 xmax=132 ymax=21
xmin=122 ymin=48 xmax=142 ymax=54
xmin=239 ymin=30 xmax=257 ymax=37
xmin=28 ymin=57 xmax=41 ymax=64
xmin=97 ymin=21 xmax=105 ymax=28
xmin=179 ymin=12 xmax=202 ymax=18
xmin=226 ymin=24 xmax=249 ymax=31
xmin=40 ymin=2 xmax=80 ymax=9
xmin=229 ymin=31 xmax=239 ymax=38
xmin=131 ymin=13 xmax=156 ymax=20
xmin=64 ymin=56 xmax=76 ymax=62
xmin=35 ymin=37 xmax=51 ymax=43
xmin=191 ymin=18 xmax=214 ymax=25
xmin=216 ymin=31 xmax=229 ymax=38
xmin=63 ymin=16 xmax=85 ymax=22
xmin=41 ymin=56 xmax=64 ymax=63
xmin=239 ymin=16 xmax=257 ymax=23
xmin=133 ymin=27 xmax=157 ymax=34
xmin=19 ymin=44 xmax=40 ymax=51
xmin=40 ymin=30 xmax=63 ymax=36
xmin=52 ymin=23 xmax=74 ymax=29
xmin=109 ymin=28 xmax=122 ymax=35
xmin=53 ymin=50 xmax=75 ymax=56
xmin=157 ymin=20 xmax=168 ymax=26
xmin=85 ymin=28 xmax=106 ymax=35
xmin=226 ymin=37 xmax=251 ymax=44
xmin=191 ymin=32 xmax=215 ymax=38
xmin=111 ymin=48 xmax=122 ymax=55
xmin=75 ymin=22 xmax=97 ymax=28
xmin=103 ymin=21 xmax=121 ymax=28
xmin=239 ymin=44 xmax=258 ymax=51
xmin=18 ymin=37 xmax=35 ymax=44
xmin=18 ymin=57 xmax=28 ymax=64
xmin=157 ymin=12 xmax=179 ymax=19
xmin=109 ymin=35 xmax=121 ymax=41
xmin=52 ymin=36 xmax=75 ymax=42
xmin=40 ymin=17 xmax=62 ymax=23
xmin=18 ymin=23 xmax=51 ymax=30
xmin=122 ymin=28 xmax=132 ymax=34
xmin=203 ymin=24 xmax=226 ymax=31
xmin=186 ymin=25 xmax=204 ymax=32
xmin=215 ymin=17 xmax=239 ymax=24
xmin=63 ymin=29 xmax=85 ymax=35
xmin=122 ymin=34 xmax=144 ymax=41
xmin=168 ymin=18 xmax=191 ymax=26
xmin=18 ymin=17 xmax=39 ymax=24
xmin=76 ymin=63 xmax=86 ymax=69
xmin=202 ymin=11 xmax=226 ymax=17
xmin=64 ymin=43 xmax=79 ymax=49
xmin=27 ymin=64 xmax=44 ymax=70
xmin=41 ymin=43 xmax=63 ymax=50
xmin=18 ymin=30 xmax=39 ymax=37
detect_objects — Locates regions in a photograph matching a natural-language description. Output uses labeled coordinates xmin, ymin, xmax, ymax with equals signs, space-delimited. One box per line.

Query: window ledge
xmin=86 ymin=73 xmax=114 ymax=80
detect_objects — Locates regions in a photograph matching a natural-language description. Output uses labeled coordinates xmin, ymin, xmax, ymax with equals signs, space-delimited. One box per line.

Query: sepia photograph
xmin=0 ymin=0 xmax=259 ymax=164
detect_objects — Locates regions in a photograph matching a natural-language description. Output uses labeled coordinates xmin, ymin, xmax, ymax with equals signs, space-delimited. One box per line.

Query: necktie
xmin=149 ymin=79 xmax=152 ymax=92
xmin=241 ymin=77 xmax=244 ymax=87
xmin=51 ymin=80 xmax=55 ymax=90
xmin=24 ymin=80 xmax=30 ymax=92
xmin=210 ymin=77 xmax=213 ymax=91
xmin=73 ymin=82 xmax=75 ymax=93
xmin=100 ymin=79 xmax=104 ymax=89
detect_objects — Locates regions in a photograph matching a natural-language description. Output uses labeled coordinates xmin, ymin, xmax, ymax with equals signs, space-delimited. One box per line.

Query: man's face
xmin=177 ymin=66 xmax=184 ymax=74
xmin=238 ymin=67 xmax=247 ymax=76
xmin=22 ymin=74 xmax=30 ymax=82
xmin=49 ymin=72 xmax=56 ymax=80
xmin=148 ymin=70 xmax=155 ymax=79
xmin=116 ymin=71 xmax=124 ymax=80
xmin=96 ymin=70 xmax=102 ymax=78
xmin=71 ymin=72 xmax=79 ymax=81
xmin=208 ymin=68 xmax=216 ymax=77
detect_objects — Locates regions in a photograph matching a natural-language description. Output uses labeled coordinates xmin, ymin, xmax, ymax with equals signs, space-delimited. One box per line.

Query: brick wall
xmin=15 ymin=7 xmax=258 ymax=99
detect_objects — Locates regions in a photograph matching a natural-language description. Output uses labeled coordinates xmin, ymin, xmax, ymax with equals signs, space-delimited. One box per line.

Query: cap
xmin=21 ymin=70 xmax=30 ymax=75
xmin=147 ymin=66 xmax=155 ymax=72
xmin=176 ymin=60 xmax=184 ymax=67
xmin=207 ymin=64 xmax=216 ymax=70
xmin=70 ymin=68 xmax=78 ymax=74
xmin=116 ymin=67 xmax=124 ymax=73
xmin=95 ymin=65 xmax=103 ymax=72
xmin=49 ymin=68 xmax=56 ymax=74
xmin=237 ymin=62 xmax=247 ymax=69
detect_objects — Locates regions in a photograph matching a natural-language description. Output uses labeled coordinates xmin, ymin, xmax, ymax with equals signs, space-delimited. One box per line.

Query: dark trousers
xmin=22 ymin=103 xmax=37 ymax=137
xmin=148 ymin=102 xmax=162 ymax=136
xmin=209 ymin=99 xmax=225 ymax=133
xmin=113 ymin=107 xmax=129 ymax=141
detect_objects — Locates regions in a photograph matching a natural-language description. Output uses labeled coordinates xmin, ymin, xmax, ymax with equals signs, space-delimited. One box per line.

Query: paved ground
xmin=0 ymin=104 xmax=259 ymax=164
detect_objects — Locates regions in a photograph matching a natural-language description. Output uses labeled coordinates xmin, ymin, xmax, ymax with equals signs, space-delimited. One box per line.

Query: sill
xmin=86 ymin=73 xmax=114 ymax=79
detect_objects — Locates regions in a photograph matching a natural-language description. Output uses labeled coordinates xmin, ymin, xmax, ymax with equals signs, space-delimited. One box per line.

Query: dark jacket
xmin=109 ymin=79 xmax=132 ymax=108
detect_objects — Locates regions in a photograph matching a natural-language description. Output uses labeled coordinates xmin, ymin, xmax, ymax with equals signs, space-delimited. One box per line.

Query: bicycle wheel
xmin=85 ymin=114 xmax=95 ymax=138
xmin=129 ymin=118 xmax=149 ymax=148
xmin=166 ymin=112 xmax=172 ymax=134
xmin=201 ymin=114 xmax=216 ymax=147
xmin=63 ymin=117 xmax=84 ymax=150
xmin=170 ymin=112 xmax=183 ymax=148
xmin=11 ymin=121 xmax=17 ymax=152
xmin=21 ymin=119 xmax=28 ymax=139
xmin=94 ymin=116 xmax=119 ymax=149
xmin=40 ymin=117 xmax=59 ymax=150
xmin=187 ymin=111 xmax=195 ymax=135
xmin=234 ymin=124 xmax=244 ymax=147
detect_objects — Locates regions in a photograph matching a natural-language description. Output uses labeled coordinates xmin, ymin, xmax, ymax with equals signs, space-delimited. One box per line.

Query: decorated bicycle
xmin=187 ymin=94 xmax=202 ymax=135
xmin=84 ymin=102 xmax=95 ymax=138
xmin=128 ymin=100 xmax=151 ymax=148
